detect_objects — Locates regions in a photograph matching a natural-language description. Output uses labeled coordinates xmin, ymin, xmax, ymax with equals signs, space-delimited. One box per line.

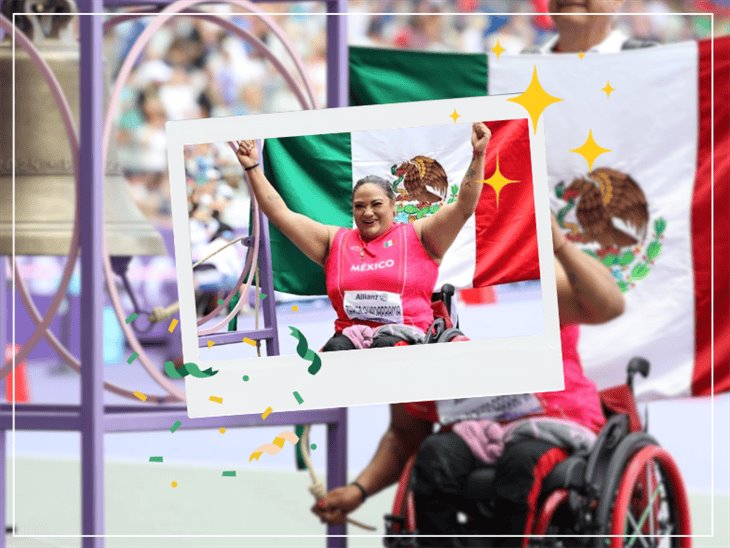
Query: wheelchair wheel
xmin=596 ymin=434 xmax=691 ymax=547
xmin=384 ymin=455 xmax=418 ymax=548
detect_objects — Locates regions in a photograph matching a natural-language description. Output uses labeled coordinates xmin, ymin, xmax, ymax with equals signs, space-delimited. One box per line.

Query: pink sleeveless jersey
xmin=403 ymin=325 xmax=606 ymax=433
xmin=324 ymin=223 xmax=438 ymax=333
xmin=535 ymin=324 xmax=605 ymax=432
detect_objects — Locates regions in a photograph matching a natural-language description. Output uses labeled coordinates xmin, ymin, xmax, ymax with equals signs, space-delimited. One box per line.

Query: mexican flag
xmin=263 ymin=117 xmax=539 ymax=295
xmin=343 ymin=38 xmax=729 ymax=400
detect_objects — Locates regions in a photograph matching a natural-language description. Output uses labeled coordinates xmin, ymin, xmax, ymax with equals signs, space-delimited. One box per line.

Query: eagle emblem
xmin=555 ymin=167 xmax=666 ymax=293
xmin=390 ymin=155 xmax=459 ymax=223
xmin=391 ymin=155 xmax=449 ymax=205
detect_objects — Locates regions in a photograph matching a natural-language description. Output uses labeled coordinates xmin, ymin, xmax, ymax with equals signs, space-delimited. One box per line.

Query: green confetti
xmin=149 ymin=456 xmax=164 ymax=463
xmin=125 ymin=312 xmax=139 ymax=324
xmin=221 ymin=470 xmax=237 ymax=477
xmin=218 ymin=298 xmax=225 ymax=305
xmin=310 ymin=443 xmax=317 ymax=451
xmin=164 ymin=360 xmax=218 ymax=379
xmin=242 ymin=375 xmax=250 ymax=382
xmin=293 ymin=391 xmax=304 ymax=405
xmin=288 ymin=326 xmax=322 ymax=375
xmin=259 ymin=292 xmax=268 ymax=300
xmin=170 ymin=420 xmax=182 ymax=433
xmin=127 ymin=352 xmax=139 ymax=365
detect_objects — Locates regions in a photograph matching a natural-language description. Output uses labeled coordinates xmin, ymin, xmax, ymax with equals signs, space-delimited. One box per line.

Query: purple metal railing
xmin=1 ymin=2 xmax=351 ymax=547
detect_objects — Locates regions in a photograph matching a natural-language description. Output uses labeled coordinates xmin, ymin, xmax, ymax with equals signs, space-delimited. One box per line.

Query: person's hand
xmin=235 ymin=140 xmax=259 ymax=168
xmin=311 ymin=485 xmax=365 ymax=525
xmin=551 ymin=213 xmax=567 ymax=254
xmin=471 ymin=122 xmax=491 ymax=155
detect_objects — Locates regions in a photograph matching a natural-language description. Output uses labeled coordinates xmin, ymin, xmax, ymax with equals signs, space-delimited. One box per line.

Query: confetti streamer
xmin=242 ymin=337 xmax=257 ymax=346
xmin=288 ymin=326 xmax=322 ymax=375
xmin=170 ymin=420 xmax=182 ymax=433
xmin=163 ymin=360 xmax=218 ymax=379
xmin=127 ymin=352 xmax=139 ymax=365
xmin=125 ymin=312 xmax=138 ymax=324
xmin=209 ymin=395 xmax=223 ymax=404
xmin=133 ymin=391 xmax=147 ymax=402
xmin=168 ymin=319 xmax=178 ymax=333
xmin=261 ymin=406 xmax=273 ymax=420
xmin=293 ymin=391 xmax=304 ymax=405
xmin=149 ymin=456 xmax=164 ymax=463
xmin=221 ymin=470 xmax=236 ymax=477
xmin=248 ymin=431 xmax=299 ymax=462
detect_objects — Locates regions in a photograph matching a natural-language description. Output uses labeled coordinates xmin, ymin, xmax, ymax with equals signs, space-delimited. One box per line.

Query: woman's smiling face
xmin=549 ymin=0 xmax=622 ymax=28
xmin=353 ymin=183 xmax=396 ymax=241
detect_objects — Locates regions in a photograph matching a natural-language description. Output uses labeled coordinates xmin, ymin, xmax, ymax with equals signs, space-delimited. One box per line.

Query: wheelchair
xmin=384 ymin=287 xmax=692 ymax=548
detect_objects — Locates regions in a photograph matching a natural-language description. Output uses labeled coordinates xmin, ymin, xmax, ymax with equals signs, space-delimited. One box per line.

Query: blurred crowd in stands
xmin=108 ymin=0 xmax=728 ymax=228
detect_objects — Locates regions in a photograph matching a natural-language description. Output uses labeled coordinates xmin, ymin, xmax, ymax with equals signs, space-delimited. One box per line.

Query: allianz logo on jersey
xmin=350 ymin=259 xmax=395 ymax=272
xmin=353 ymin=292 xmax=390 ymax=301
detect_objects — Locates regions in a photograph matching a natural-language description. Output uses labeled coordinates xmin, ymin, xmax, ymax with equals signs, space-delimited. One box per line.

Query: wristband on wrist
xmin=351 ymin=481 xmax=368 ymax=502
xmin=244 ymin=163 xmax=260 ymax=172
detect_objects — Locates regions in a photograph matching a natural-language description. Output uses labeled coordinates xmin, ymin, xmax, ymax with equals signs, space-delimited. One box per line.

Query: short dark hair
xmin=353 ymin=175 xmax=395 ymax=201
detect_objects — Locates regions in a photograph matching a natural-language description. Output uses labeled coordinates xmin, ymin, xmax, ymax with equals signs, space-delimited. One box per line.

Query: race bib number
xmin=343 ymin=291 xmax=403 ymax=325
xmin=436 ymin=394 xmax=544 ymax=424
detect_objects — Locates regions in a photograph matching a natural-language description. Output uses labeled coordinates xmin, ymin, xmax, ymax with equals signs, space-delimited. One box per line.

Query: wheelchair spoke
xmin=626 ymin=483 xmax=663 ymax=548
xmin=626 ymin=510 xmax=650 ymax=548
xmin=647 ymin=465 xmax=655 ymax=539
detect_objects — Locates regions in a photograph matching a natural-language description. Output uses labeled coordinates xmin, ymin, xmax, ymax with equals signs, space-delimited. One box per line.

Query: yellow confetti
xmin=291 ymin=305 xmax=299 ymax=312
xmin=248 ymin=431 xmax=299 ymax=462
xmin=570 ymin=129 xmax=612 ymax=171
xmin=168 ymin=319 xmax=178 ymax=333
xmin=261 ymin=406 xmax=273 ymax=420
xmin=449 ymin=108 xmax=460 ymax=123
xmin=602 ymin=81 xmax=615 ymax=98
xmin=491 ymin=39 xmax=506 ymax=60
xmin=242 ymin=337 xmax=256 ymax=346
xmin=507 ymin=65 xmax=563 ymax=134
xmin=209 ymin=395 xmax=223 ymax=404
xmin=133 ymin=391 xmax=148 ymax=402
xmin=480 ymin=154 xmax=520 ymax=208
xmin=171 ymin=481 xmax=178 ymax=488
xmin=219 ymin=427 xmax=226 ymax=434
xmin=207 ymin=340 xmax=215 ymax=348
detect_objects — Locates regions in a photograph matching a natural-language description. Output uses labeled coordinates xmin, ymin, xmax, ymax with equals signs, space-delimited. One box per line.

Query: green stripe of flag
xmin=349 ymin=46 xmax=488 ymax=106
xmin=263 ymin=133 xmax=353 ymax=295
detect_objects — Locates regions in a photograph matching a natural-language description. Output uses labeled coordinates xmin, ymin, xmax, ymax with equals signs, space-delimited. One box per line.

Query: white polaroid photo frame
xmin=167 ymin=95 xmax=564 ymax=418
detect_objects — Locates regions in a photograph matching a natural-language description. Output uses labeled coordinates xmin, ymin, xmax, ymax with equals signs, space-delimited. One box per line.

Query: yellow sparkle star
xmin=601 ymin=81 xmax=615 ymax=98
xmin=479 ymin=154 xmax=520 ymax=208
xmin=570 ymin=130 xmax=612 ymax=171
xmin=450 ymin=109 xmax=461 ymax=123
xmin=491 ymin=39 xmax=506 ymax=60
xmin=507 ymin=65 xmax=563 ymax=134
xmin=578 ymin=51 xmax=585 ymax=59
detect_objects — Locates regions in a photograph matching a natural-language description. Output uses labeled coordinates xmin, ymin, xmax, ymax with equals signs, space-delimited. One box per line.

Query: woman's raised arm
xmin=415 ymin=123 xmax=490 ymax=262
xmin=235 ymin=140 xmax=337 ymax=266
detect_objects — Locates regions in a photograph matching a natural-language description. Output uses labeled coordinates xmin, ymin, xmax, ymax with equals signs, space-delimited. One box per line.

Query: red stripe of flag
xmin=691 ymin=36 xmax=730 ymax=396
xmin=473 ymin=118 xmax=540 ymax=288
